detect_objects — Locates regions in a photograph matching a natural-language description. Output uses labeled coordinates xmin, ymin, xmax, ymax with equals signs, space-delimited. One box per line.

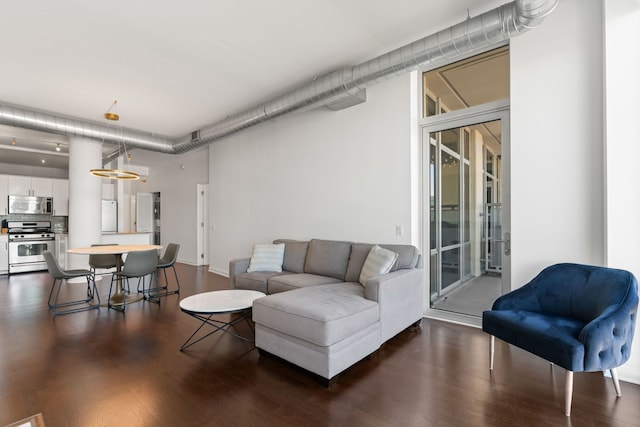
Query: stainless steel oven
xmin=7 ymin=221 xmax=55 ymax=274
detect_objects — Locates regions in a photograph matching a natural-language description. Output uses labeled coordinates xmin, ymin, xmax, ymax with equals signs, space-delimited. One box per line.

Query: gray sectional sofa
xmin=229 ymin=238 xmax=424 ymax=385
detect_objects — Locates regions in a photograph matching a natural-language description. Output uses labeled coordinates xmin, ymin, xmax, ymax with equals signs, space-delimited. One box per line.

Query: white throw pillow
xmin=247 ymin=243 xmax=285 ymax=272
xmin=359 ymin=245 xmax=399 ymax=286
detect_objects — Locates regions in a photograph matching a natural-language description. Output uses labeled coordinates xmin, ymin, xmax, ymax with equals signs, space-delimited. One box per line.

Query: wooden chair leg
xmin=610 ymin=368 xmax=622 ymax=397
xmin=489 ymin=335 xmax=495 ymax=371
xmin=565 ymin=370 xmax=574 ymax=416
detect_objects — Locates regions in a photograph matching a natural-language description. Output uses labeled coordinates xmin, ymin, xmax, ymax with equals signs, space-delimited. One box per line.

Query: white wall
xmin=208 ymin=75 xmax=413 ymax=275
xmin=129 ymin=147 xmax=209 ymax=264
xmin=603 ymin=0 xmax=640 ymax=385
xmin=510 ymin=0 xmax=605 ymax=283
xmin=511 ymin=0 xmax=640 ymax=384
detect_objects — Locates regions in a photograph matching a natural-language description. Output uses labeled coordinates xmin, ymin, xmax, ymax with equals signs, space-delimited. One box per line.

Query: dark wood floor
xmin=1 ymin=264 xmax=639 ymax=427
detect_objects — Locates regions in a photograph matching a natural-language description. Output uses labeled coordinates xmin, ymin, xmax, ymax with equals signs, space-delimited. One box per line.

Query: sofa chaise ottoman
xmin=229 ymin=238 xmax=424 ymax=384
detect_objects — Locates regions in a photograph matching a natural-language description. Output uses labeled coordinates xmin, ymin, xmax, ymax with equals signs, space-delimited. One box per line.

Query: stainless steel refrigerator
xmin=102 ymin=200 xmax=117 ymax=233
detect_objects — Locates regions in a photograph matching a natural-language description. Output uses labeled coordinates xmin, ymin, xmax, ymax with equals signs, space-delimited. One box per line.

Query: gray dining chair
xmin=108 ymin=249 xmax=159 ymax=311
xmin=88 ymin=243 xmax=123 ymax=280
xmin=43 ymin=250 xmax=99 ymax=316
xmin=155 ymin=243 xmax=181 ymax=296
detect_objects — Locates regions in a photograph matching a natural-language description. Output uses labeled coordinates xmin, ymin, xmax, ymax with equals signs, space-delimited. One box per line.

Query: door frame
xmin=419 ymin=99 xmax=510 ymax=325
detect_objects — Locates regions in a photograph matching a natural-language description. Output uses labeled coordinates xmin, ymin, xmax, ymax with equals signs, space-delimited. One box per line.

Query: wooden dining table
xmin=68 ymin=244 xmax=162 ymax=307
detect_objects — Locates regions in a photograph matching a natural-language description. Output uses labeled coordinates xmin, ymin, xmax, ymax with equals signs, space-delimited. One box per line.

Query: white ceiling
xmin=0 ymin=0 xmax=503 ymax=169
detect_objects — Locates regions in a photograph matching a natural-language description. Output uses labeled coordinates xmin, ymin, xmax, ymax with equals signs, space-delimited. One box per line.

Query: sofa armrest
xmin=579 ymin=298 xmax=638 ymax=371
xmin=365 ymin=268 xmax=424 ymax=342
xmin=229 ymin=257 xmax=251 ymax=289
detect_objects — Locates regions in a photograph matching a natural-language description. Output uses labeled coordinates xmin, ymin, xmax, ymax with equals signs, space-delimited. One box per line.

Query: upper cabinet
xmin=0 ymin=174 xmax=8 ymax=215
xmin=3 ymin=175 xmax=68 ymax=216
xmin=52 ymin=179 xmax=69 ymax=216
xmin=8 ymin=176 xmax=53 ymax=197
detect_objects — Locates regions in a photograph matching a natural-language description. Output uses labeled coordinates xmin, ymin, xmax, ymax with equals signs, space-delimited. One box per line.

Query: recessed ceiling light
xmin=41 ymin=159 xmax=46 ymax=164
xmin=11 ymin=138 xmax=16 ymax=146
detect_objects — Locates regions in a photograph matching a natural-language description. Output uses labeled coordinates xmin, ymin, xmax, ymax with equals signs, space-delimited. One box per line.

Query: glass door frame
xmin=419 ymin=100 xmax=511 ymax=325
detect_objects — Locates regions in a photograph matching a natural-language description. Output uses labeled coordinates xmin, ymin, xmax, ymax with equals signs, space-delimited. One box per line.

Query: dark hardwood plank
xmin=1 ymin=265 xmax=639 ymax=426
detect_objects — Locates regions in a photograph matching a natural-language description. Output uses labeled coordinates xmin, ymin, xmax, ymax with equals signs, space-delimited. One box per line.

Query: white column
xmin=68 ymin=136 xmax=102 ymax=269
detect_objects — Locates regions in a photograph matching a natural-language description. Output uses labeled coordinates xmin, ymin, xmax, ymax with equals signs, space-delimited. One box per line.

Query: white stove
xmin=7 ymin=221 xmax=55 ymax=274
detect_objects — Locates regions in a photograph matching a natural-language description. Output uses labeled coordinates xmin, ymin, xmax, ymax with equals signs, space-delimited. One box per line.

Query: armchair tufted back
xmin=491 ymin=262 xmax=638 ymax=371
xmin=495 ymin=263 xmax=638 ymax=324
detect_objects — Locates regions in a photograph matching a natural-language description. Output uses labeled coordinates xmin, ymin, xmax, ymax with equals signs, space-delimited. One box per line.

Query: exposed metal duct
xmin=0 ymin=0 xmax=558 ymax=158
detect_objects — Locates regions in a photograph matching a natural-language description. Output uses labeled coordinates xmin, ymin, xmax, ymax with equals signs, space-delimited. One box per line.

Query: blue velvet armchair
xmin=482 ymin=263 xmax=638 ymax=416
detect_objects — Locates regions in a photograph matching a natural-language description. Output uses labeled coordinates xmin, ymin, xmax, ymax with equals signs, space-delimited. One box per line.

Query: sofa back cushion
xmin=303 ymin=239 xmax=352 ymax=281
xmin=345 ymin=243 xmax=420 ymax=282
xmin=345 ymin=243 xmax=374 ymax=282
xmin=273 ymin=239 xmax=309 ymax=273
xmin=380 ymin=244 xmax=420 ymax=270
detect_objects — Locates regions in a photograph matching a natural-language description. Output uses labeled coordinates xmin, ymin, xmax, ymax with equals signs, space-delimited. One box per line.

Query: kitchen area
xmin=1 ymin=173 xmax=159 ymax=276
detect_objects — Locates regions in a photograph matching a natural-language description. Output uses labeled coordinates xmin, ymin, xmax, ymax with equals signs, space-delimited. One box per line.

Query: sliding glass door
xmin=423 ymin=109 xmax=510 ymax=320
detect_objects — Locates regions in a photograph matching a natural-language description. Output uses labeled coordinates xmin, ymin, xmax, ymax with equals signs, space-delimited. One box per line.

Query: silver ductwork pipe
xmin=0 ymin=102 xmax=174 ymax=153
xmin=0 ymin=0 xmax=558 ymax=157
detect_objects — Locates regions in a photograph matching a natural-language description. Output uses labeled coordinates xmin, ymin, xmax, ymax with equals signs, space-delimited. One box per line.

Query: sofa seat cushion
xmin=235 ymin=271 xmax=293 ymax=294
xmin=253 ymin=283 xmax=379 ymax=347
xmin=483 ymin=309 xmax=586 ymax=371
xmin=268 ymin=273 xmax=342 ymax=294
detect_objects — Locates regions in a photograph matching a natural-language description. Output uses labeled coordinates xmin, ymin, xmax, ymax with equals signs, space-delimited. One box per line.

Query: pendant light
xmin=89 ymin=100 xmax=140 ymax=180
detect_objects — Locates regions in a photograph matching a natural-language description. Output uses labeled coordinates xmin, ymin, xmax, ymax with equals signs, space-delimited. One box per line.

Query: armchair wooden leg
xmin=489 ymin=335 xmax=495 ymax=371
xmin=610 ymin=368 xmax=622 ymax=397
xmin=565 ymin=370 xmax=574 ymax=416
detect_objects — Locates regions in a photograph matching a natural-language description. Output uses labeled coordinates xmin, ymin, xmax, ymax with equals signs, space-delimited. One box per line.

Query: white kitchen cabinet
xmin=0 ymin=174 xmax=8 ymax=215
xmin=8 ymin=176 xmax=53 ymax=197
xmin=52 ymin=179 xmax=69 ymax=216
xmin=31 ymin=177 xmax=53 ymax=196
xmin=8 ymin=175 xmax=30 ymax=196
xmin=0 ymin=235 xmax=8 ymax=275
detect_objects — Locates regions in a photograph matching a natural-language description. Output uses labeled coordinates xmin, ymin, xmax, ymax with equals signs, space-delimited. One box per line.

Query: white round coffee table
xmin=179 ymin=289 xmax=266 ymax=351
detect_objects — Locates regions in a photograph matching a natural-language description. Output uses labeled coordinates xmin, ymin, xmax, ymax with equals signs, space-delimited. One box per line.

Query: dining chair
xmin=108 ymin=249 xmax=159 ymax=311
xmin=89 ymin=243 xmax=123 ymax=284
xmin=155 ymin=243 xmax=181 ymax=296
xmin=43 ymin=250 xmax=99 ymax=316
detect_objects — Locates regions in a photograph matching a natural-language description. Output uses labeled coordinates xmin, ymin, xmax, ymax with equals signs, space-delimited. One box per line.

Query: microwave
xmin=8 ymin=195 xmax=54 ymax=215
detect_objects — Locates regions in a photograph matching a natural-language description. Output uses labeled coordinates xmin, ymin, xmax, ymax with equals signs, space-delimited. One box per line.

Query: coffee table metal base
xmin=180 ymin=308 xmax=255 ymax=351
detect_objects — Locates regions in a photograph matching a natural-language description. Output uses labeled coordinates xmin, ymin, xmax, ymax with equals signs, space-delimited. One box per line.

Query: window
xmin=422 ymin=46 xmax=509 ymax=118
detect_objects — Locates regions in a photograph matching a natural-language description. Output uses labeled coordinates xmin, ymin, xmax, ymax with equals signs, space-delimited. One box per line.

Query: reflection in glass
xmin=441 ymin=152 xmax=459 ymax=247
xmin=441 ymin=247 xmax=460 ymax=290
xmin=442 ymin=129 xmax=459 ymax=153
xmin=430 ymin=254 xmax=437 ymax=298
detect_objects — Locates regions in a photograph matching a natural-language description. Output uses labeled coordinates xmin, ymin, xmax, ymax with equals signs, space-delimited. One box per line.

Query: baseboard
xmin=618 ymin=366 xmax=640 ymax=385
xmin=176 ymin=258 xmax=198 ymax=266
xmin=209 ymin=266 xmax=228 ymax=277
